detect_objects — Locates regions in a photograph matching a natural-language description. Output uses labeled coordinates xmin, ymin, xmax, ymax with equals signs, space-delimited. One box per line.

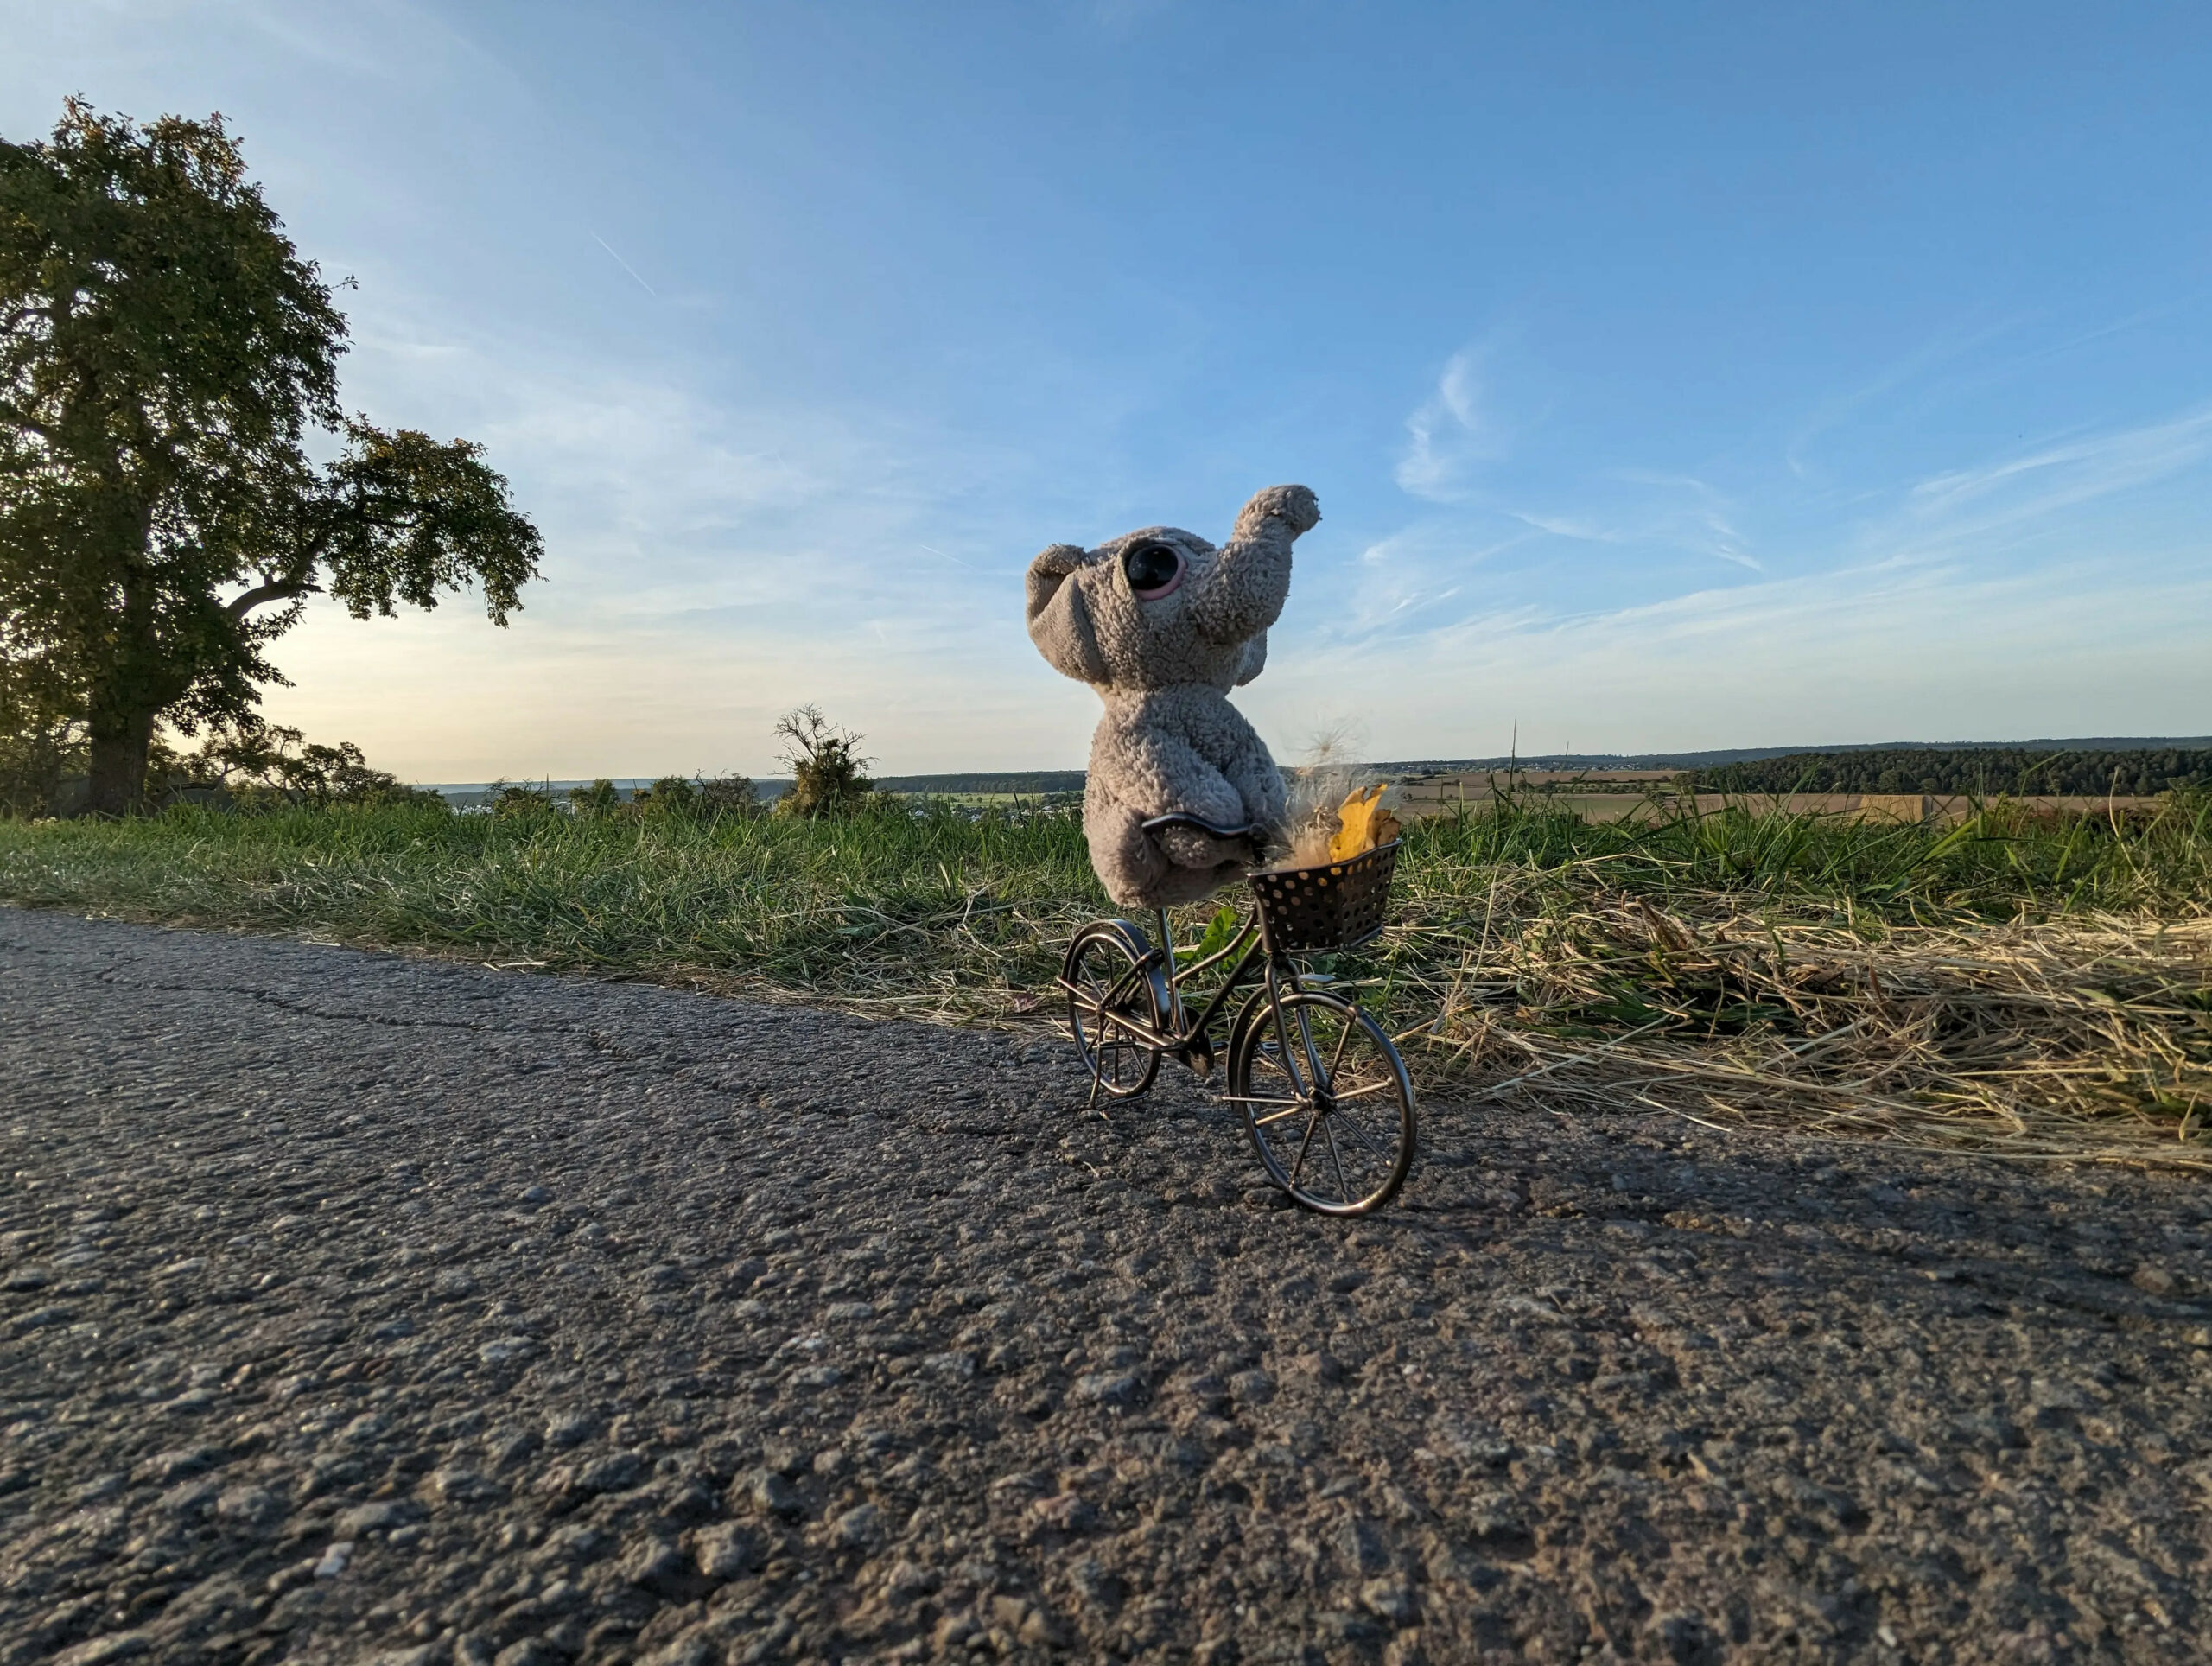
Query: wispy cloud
xmin=1783 ymin=317 xmax=2028 ymax=480
xmin=1249 ymin=544 xmax=2212 ymax=760
xmin=1317 ymin=523 xmax=1534 ymax=639
xmin=22 ymin=0 xmax=516 ymax=92
xmin=1285 ymin=343 xmax=2212 ymax=760
xmin=1394 ymin=348 xmax=1503 ymax=501
xmin=1390 ymin=341 xmax=1759 ymax=576
xmin=257 ymin=282 xmax=1111 ymax=779
xmin=1904 ymin=404 xmax=2212 ymax=528
xmin=1609 ymin=471 xmax=1759 ymax=570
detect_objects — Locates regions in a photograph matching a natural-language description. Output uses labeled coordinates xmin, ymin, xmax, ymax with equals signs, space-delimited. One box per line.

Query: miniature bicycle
xmin=1055 ymin=814 xmax=1417 ymax=1216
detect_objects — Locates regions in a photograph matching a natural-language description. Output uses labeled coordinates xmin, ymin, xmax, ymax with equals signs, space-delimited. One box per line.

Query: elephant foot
xmin=1154 ymin=825 xmax=1257 ymax=870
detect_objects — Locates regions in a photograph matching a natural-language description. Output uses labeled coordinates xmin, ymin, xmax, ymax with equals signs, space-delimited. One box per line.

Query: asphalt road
xmin=3 ymin=906 xmax=2210 ymax=1666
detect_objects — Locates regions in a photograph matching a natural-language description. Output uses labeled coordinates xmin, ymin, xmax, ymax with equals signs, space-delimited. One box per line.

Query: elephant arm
xmin=1217 ymin=727 xmax=1288 ymax=835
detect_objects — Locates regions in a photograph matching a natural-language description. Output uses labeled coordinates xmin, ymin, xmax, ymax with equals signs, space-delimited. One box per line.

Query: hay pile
xmin=1384 ymin=874 xmax=2212 ymax=1168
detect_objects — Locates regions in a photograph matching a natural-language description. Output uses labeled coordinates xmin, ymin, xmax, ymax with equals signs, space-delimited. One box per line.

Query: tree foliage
xmin=0 ymin=645 xmax=81 ymax=814
xmin=0 ymin=101 xmax=542 ymax=813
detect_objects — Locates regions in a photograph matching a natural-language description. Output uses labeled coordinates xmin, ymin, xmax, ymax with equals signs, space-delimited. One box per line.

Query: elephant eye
xmin=1123 ymin=541 xmax=1184 ymax=600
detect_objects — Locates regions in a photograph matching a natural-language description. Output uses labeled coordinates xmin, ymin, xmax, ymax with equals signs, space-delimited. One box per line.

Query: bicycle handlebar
xmin=1140 ymin=812 xmax=1259 ymax=842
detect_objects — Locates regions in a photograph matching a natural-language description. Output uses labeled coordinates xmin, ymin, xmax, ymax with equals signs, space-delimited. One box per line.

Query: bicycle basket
xmin=1248 ymin=840 xmax=1401 ymax=953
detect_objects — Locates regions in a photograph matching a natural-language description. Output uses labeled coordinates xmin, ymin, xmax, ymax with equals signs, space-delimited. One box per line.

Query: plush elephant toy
xmin=1026 ymin=484 xmax=1319 ymax=909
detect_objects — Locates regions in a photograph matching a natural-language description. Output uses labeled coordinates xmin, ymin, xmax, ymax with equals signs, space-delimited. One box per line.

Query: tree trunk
xmin=77 ymin=524 xmax=166 ymax=818
xmin=81 ymin=703 xmax=156 ymax=817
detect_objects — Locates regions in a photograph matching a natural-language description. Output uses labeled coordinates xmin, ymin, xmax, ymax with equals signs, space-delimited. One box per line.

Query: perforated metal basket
xmin=1248 ymin=840 xmax=1401 ymax=954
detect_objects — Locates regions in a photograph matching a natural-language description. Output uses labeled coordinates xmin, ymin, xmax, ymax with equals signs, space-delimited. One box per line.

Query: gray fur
xmin=1025 ymin=485 xmax=1319 ymax=908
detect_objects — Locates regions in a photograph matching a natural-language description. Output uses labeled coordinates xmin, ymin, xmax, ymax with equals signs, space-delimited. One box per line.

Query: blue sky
xmin=7 ymin=1 xmax=2211 ymax=779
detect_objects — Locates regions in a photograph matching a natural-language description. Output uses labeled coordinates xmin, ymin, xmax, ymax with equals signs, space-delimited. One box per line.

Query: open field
xmin=3 ymin=796 xmax=2210 ymax=1169
xmin=1391 ymin=779 xmax=2168 ymax=828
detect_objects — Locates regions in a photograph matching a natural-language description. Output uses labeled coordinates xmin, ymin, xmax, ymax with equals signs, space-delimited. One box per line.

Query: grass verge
xmin=3 ymin=796 xmax=2208 ymax=1168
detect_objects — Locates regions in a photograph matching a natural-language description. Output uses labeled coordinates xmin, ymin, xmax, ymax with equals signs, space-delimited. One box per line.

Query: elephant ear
xmin=1026 ymin=544 xmax=1109 ymax=685
xmin=1235 ymin=628 xmax=1268 ymax=686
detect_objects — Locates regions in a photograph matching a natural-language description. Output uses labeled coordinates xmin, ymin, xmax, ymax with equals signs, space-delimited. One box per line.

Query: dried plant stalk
xmin=1274 ymin=728 xmax=1369 ymax=868
xmin=1372 ymin=870 xmax=2212 ymax=1170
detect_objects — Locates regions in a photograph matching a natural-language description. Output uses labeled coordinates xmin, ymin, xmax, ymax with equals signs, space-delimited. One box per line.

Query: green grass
xmin=0 ymin=800 xmax=1102 ymax=1016
xmin=3 ymin=794 xmax=2209 ymax=1161
xmin=1 ymin=793 xmax=2208 ymax=998
xmin=1408 ymin=787 xmax=2212 ymax=919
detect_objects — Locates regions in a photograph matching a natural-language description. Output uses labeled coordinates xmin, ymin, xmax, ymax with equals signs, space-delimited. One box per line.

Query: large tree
xmin=0 ymin=101 xmax=542 ymax=814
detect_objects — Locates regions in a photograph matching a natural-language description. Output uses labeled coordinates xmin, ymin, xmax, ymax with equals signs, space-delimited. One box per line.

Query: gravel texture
xmin=3 ymin=906 xmax=2211 ymax=1666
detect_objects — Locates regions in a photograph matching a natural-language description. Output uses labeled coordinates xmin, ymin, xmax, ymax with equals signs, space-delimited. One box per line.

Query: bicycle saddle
xmin=1140 ymin=812 xmax=1258 ymax=842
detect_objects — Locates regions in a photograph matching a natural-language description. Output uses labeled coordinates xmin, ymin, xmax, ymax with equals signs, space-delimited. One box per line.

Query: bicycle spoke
xmin=1325 ymin=1118 xmax=1351 ymax=1201
xmin=1333 ymin=1105 xmax=1395 ymax=1165
xmin=1326 ymin=1010 xmax=1355 ymax=1084
xmin=1251 ymin=1102 xmax=1311 ymax=1127
xmin=1248 ymin=1053 xmax=1289 ymax=1119
xmin=1294 ymin=1003 xmax=1327 ymax=1089
xmin=1288 ymin=1104 xmax=1322 ymax=1183
xmin=1331 ymin=1077 xmax=1401 ymax=1101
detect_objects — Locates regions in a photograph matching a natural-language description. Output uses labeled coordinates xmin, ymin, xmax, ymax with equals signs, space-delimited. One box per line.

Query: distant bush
xmin=631 ymin=772 xmax=760 ymax=820
xmin=568 ymin=779 xmax=622 ymax=817
xmin=695 ymin=772 xmax=760 ymax=817
xmin=487 ymin=782 xmax=556 ymax=818
xmin=775 ymin=705 xmax=874 ymax=818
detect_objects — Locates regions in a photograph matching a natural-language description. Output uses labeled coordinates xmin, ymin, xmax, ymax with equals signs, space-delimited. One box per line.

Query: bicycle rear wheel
xmin=1227 ymin=990 xmax=1414 ymax=1214
xmin=1064 ymin=924 xmax=1165 ymax=1100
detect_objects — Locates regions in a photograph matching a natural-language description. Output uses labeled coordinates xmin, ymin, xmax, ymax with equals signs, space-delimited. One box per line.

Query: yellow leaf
xmin=1329 ymin=784 xmax=1389 ymax=862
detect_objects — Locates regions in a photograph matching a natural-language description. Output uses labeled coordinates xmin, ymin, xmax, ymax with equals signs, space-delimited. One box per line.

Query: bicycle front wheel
xmin=1227 ymin=990 xmax=1414 ymax=1214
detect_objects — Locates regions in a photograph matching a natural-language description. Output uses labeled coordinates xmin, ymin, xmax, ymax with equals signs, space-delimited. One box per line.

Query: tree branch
xmin=226 ymin=575 xmax=317 ymax=620
xmin=226 ymin=513 xmax=340 ymax=621
xmin=0 ymin=397 xmax=58 ymax=442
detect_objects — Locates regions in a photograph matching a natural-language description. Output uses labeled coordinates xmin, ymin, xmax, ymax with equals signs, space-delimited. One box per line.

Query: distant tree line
xmin=1695 ymin=748 xmax=2212 ymax=798
xmin=871 ymin=769 xmax=1088 ymax=797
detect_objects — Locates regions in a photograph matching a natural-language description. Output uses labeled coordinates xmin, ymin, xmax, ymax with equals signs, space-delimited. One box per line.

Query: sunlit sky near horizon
xmin=7 ymin=1 xmax=2212 ymax=781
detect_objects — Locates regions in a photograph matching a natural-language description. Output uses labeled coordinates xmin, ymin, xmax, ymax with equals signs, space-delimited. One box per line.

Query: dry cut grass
xmin=1375 ymin=877 xmax=2212 ymax=1169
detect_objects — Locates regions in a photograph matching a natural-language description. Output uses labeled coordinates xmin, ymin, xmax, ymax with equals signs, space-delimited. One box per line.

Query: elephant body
xmin=1026 ymin=485 xmax=1319 ymax=909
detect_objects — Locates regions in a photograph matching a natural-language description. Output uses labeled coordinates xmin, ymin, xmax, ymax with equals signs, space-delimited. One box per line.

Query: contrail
xmin=590 ymin=232 xmax=658 ymax=297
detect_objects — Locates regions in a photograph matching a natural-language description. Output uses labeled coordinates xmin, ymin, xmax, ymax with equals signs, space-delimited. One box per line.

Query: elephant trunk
xmin=1190 ymin=484 xmax=1319 ymax=647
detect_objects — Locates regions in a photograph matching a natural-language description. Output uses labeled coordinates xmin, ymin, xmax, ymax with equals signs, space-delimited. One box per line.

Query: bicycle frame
xmin=1058 ymin=906 xmax=1303 ymax=1076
